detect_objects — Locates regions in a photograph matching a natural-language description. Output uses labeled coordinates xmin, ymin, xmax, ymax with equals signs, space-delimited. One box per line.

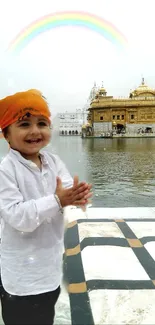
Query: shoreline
xmin=82 ymin=134 xmax=155 ymax=139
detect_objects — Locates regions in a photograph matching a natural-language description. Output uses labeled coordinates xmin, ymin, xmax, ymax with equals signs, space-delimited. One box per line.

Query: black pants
xmin=0 ymin=282 xmax=60 ymax=325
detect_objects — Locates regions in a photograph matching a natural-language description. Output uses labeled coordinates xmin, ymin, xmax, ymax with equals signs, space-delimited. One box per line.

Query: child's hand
xmin=55 ymin=175 xmax=92 ymax=208
xmin=73 ymin=175 xmax=92 ymax=210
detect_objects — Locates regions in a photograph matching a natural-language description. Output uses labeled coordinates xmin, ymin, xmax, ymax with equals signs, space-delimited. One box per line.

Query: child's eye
xmin=19 ymin=122 xmax=29 ymax=127
xmin=38 ymin=121 xmax=48 ymax=126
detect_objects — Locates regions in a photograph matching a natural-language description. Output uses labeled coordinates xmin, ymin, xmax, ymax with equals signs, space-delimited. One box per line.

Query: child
xmin=0 ymin=89 xmax=92 ymax=325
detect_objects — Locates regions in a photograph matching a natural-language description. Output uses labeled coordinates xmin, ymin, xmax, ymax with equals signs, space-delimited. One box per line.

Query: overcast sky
xmin=0 ymin=0 xmax=154 ymax=117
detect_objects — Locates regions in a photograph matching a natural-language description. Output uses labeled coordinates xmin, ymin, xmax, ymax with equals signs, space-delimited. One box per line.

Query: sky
xmin=0 ymin=0 xmax=154 ymax=116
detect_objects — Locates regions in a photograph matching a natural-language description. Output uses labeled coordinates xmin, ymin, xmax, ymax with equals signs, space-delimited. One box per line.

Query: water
xmin=1 ymin=135 xmax=155 ymax=207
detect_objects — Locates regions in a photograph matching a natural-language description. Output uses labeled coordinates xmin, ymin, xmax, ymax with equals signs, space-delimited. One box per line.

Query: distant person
xmin=0 ymin=89 xmax=92 ymax=325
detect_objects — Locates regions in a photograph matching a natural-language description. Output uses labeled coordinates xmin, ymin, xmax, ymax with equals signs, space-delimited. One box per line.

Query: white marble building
xmin=58 ymin=82 xmax=98 ymax=136
xmin=58 ymin=109 xmax=88 ymax=136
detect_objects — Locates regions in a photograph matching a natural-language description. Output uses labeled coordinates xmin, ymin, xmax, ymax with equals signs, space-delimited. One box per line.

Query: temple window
xmin=122 ymin=115 xmax=124 ymax=120
xmin=100 ymin=116 xmax=103 ymax=120
xmin=117 ymin=115 xmax=120 ymax=120
xmin=131 ymin=114 xmax=134 ymax=119
xmin=113 ymin=115 xmax=115 ymax=119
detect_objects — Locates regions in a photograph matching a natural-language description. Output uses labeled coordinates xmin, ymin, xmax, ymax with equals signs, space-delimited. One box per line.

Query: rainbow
xmin=8 ymin=11 xmax=128 ymax=52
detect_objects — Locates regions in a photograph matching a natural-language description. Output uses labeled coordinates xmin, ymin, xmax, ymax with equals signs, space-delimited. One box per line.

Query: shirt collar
xmin=9 ymin=148 xmax=49 ymax=169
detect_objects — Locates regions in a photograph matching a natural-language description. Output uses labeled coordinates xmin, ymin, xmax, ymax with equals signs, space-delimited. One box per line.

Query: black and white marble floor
xmin=55 ymin=207 xmax=155 ymax=324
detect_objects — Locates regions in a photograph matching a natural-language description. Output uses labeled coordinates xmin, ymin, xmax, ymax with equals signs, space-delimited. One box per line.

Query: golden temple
xmin=82 ymin=78 xmax=155 ymax=137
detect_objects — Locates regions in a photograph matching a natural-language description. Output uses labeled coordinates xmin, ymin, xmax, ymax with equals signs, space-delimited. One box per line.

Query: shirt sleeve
xmin=0 ymin=169 xmax=61 ymax=233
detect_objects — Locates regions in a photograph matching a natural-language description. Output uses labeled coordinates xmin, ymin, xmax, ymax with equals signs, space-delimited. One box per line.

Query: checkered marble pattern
xmin=63 ymin=217 xmax=155 ymax=324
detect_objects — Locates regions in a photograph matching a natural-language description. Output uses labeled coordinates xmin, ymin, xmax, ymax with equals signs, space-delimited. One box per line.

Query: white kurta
xmin=0 ymin=149 xmax=73 ymax=296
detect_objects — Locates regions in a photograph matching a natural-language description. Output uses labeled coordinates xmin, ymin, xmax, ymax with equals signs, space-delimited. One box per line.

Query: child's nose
xmin=30 ymin=124 xmax=40 ymax=134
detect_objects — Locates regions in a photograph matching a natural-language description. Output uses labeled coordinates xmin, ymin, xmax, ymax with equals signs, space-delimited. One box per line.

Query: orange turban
xmin=0 ymin=89 xmax=51 ymax=130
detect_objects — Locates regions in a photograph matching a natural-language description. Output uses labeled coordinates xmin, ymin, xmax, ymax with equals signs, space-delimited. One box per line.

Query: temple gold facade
xmin=84 ymin=78 xmax=155 ymax=137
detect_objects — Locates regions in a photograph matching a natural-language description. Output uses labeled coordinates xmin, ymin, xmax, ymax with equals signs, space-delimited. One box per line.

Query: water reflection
xmin=81 ymin=138 xmax=155 ymax=207
xmin=1 ymin=136 xmax=155 ymax=207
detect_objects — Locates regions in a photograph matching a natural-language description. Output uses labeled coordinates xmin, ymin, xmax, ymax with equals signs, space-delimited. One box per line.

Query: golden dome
xmin=100 ymin=87 xmax=106 ymax=92
xmin=130 ymin=78 xmax=155 ymax=97
xmin=98 ymin=82 xmax=107 ymax=96
xmin=136 ymin=79 xmax=153 ymax=92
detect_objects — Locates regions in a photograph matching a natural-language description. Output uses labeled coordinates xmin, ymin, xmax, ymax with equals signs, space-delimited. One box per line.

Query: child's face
xmin=6 ymin=114 xmax=51 ymax=157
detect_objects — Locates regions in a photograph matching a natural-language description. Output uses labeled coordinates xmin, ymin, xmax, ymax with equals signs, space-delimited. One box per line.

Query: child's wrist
xmin=54 ymin=194 xmax=64 ymax=213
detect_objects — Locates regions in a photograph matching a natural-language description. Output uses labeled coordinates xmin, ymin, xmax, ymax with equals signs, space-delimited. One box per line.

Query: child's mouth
xmin=25 ymin=139 xmax=42 ymax=144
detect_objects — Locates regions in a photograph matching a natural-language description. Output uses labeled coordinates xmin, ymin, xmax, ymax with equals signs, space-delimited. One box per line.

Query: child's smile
xmin=25 ymin=138 xmax=43 ymax=145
